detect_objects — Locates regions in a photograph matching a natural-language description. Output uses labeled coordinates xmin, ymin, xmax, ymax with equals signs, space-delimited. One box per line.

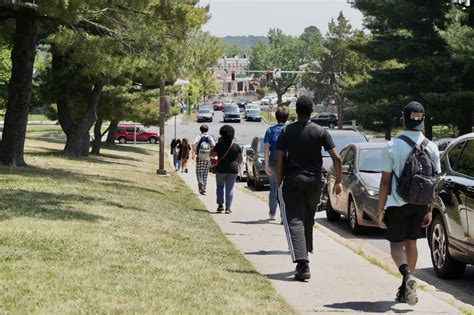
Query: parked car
xmin=115 ymin=124 xmax=159 ymax=144
xmin=238 ymin=144 xmax=251 ymax=181
xmin=434 ymin=137 xmax=455 ymax=154
xmin=427 ymin=132 xmax=474 ymax=278
xmin=325 ymin=143 xmax=385 ymax=234
xmin=212 ymin=100 xmax=224 ymax=111
xmin=197 ymin=108 xmax=213 ymax=122
xmin=244 ymin=103 xmax=260 ymax=118
xmin=318 ymin=129 xmax=370 ymax=211
xmin=237 ymin=98 xmax=251 ymax=111
xmin=311 ymin=114 xmax=338 ymax=128
xmin=260 ymin=97 xmax=271 ymax=105
xmin=245 ymin=137 xmax=268 ymax=191
xmin=246 ymin=109 xmax=262 ymax=122
xmin=223 ymin=105 xmax=241 ymax=123
xmin=222 ymin=99 xmax=234 ymax=107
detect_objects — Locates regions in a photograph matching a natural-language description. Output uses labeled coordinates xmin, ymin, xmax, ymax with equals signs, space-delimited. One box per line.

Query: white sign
xmin=273 ymin=68 xmax=281 ymax=78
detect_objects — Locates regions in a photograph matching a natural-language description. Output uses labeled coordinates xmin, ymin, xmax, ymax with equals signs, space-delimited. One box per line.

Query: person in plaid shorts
xmin=192 ymin=125 xmax=215 ymax=195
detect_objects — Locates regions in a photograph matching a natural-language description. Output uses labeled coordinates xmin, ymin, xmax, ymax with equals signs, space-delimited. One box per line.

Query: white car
xmin=223 ymin=99 xmax=234 ymax=107
xmin=260 ymin=97 xmax=271 ymax=105
xmin=238 ymin=144 xmax=251 ymax=181
xmin=244 ymin=103 xmax=260 ymax=117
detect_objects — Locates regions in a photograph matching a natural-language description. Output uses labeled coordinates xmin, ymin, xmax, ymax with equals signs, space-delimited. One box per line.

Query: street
xmin=166 ymin=111 xmax=473 ymax=310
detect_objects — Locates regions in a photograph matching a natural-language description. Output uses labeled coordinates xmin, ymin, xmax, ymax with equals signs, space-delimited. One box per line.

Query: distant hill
xmin=220 ymin=36 xmax=268 ymax=55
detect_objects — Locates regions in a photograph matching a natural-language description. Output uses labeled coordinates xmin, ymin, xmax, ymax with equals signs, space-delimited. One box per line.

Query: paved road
xmin=166 ymin=113 xmax=474 ymax=308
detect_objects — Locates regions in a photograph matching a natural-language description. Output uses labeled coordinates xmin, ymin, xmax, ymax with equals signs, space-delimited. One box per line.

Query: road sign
xmin=273 ymin=68 xmax=281 ymax=78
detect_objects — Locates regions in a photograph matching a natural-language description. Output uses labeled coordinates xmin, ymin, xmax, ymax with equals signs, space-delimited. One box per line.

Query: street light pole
xmin=157 ymin=75 xmax=167 ymax=175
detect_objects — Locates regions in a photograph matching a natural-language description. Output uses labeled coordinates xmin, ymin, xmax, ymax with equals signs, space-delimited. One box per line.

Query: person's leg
xmin=268 ymin=171 xmax=277 ymax=219
xmin=405 ymin=240 xmax=418 ymax=273
xmin=224 ymin=173 xmax=237 ymax=212
xmin=303 ymin=182 xmax=321 ymax=254
xmin=215 ymin=173 xmax=225 ymax=212
xmin=202 ymin=160 xmax=210 ymax=192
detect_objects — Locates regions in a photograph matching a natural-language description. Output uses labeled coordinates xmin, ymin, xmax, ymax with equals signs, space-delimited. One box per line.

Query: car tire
xmin=348 ymin=197 xmax=362 ymax=235
xmin=246 ymin=168 xmax=254 ymax=188
xmin=325 ymin=190 xmax=341 ymax=222
xmin=429 ymin=215 xmax=466 ymax=278
xmin=118 ymin=137 xmax=127 ymax=144
xmin=149 ymin=137 xmax=157 ymax=144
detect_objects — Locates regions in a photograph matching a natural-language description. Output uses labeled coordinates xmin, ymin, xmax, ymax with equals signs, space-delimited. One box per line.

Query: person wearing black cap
xmin=274 ymin=95 xmax=342 ymax=281
xmin=376 ymin=101 xmax=441 ymax=305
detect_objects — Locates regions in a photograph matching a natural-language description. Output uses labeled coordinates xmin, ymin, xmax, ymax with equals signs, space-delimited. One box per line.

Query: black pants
xmin=279 ymin=175 xmax=321 ymax=263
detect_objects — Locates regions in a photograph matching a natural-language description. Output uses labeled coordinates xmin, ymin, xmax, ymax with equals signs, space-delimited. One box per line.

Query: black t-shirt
xmin=276 ymin=121 xmax=335 ymax=177
xmin=214 ymin=142 xmax=242 ymax=174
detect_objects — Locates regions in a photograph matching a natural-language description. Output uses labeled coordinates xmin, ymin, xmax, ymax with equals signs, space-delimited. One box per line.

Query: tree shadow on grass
xmin=0 ymin=189 xmax=107 ymax=222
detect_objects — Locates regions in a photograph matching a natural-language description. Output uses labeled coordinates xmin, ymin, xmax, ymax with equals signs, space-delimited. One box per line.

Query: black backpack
xmin=395 ymin=135 xmax=437 ymax=205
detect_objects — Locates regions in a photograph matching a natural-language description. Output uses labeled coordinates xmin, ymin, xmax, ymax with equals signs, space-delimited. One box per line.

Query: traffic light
xmin=231 ymin=71 xmax=235 ymax=81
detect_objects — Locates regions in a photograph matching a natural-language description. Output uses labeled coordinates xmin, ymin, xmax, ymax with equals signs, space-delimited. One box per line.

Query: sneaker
xmin=185 ymin=168 xmax=188 ymax=173
xmin=225 ymin=208 xmax=232 ymax=214
xmin=198 ymin=183 xmax=204 ymax=195
xmin=216 ymin=205 xmax=224 ymax=213
xmin=269 ymin=214 xmax=276 ymax=221
xmin=404 ymin=275 xmax=418 ymax=306
xmin=395 ymin=285 xmax=406 ymax=303
xmin=295 ymin=261 xmax=311 ymax=281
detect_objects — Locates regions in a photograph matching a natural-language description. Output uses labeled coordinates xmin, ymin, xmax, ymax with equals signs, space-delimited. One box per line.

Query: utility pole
xmin=157 ymin=0 xmax=167 ymax=175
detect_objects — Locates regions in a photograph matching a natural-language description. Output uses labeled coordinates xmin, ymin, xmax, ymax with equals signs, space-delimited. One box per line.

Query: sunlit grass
xmin=0 ymin=132 xmax=294 ymax=314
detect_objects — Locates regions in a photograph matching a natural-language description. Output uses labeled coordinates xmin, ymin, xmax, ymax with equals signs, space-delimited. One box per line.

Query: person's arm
xmin=328 ymin=148 xmax=342 ymax=195
xmin=376 ymin=171 xmax=392 ymax=229
xmin=210 ymin=143 xmax=218 ymax=157
xmin=274 ymin=150 xmax=284 ymax=187
xmin=264 ymin=143 xmax=272 ymax=176
xmin=237 ymin=153 xmax=243 ymax=165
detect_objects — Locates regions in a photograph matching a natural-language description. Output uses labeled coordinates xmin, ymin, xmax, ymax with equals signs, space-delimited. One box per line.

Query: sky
xmin=199 ymin=0 xmax=365 ymax=37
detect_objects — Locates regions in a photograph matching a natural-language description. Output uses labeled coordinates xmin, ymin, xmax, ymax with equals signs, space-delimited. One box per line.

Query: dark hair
xmin=219 ymin=125 xmax=235 ymax=143
xmin=275 ymin=106 xmax=289 ymax=123
xmin=200 ymin=124 xmax=209 ymax=133
xmin=296 ymin=95 xmax=313 ymax=117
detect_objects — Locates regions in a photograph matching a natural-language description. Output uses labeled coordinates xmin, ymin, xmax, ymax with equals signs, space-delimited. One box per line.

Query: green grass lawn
xmin=0 ymin=132 xmax=295 ymax=313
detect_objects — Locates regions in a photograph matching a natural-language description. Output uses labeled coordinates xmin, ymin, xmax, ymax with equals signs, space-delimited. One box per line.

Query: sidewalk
xmin=175 ymin=160 xmax=462 ymax=314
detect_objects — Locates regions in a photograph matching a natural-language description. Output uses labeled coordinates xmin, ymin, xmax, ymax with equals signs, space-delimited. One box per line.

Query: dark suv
xmin=311 ymin=114 xmax=338 ymax=128
xmin=428 ymin=132 xmax=474 ymax=278
xmin=245 ymin=137 xmax=268 ymax=191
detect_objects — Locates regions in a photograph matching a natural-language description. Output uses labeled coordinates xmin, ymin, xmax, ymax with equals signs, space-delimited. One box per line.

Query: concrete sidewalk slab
xmin=174 ymin=158 xmax=462 ymax=314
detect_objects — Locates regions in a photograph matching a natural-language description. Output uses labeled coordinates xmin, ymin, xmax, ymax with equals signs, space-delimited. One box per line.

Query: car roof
xmin=443 ymin=132 xmax=474 ymax=151
xmin=118 ymin=124 xmax=143 ymax=127
xmin=326 ymin=129 xmax=365 ymax=136
xmin=353 ymin=142 xmax=386 ymax=149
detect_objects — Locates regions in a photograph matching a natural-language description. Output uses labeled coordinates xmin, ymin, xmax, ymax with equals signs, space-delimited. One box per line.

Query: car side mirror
xmin=342 ymin=165 xmax=353 ymax=174
xmin=246 ymin=149 xmax=254 ymax=156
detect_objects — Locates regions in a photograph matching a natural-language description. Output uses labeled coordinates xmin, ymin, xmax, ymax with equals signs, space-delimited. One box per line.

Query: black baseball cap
xmin=403 ymin=101 xmax=425 ymax=130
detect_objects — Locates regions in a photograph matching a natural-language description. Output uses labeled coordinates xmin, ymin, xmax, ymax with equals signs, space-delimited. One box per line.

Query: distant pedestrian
xmin=264 ymin=106 xmax=289 ymax=221
xmin=171 ymin=138 xmax=181 ymax=171
xmin=210 ymin=125 xmax=243 ymax=214
xmin=377 ymin=101 xmax=440 ymax=305
xmin=192 ymin=124 xmax=215 ymax=195
xmin=274 ymin=95 xmax=342 ymax=281
xmin=179 ymin=138 xmax=191 ymax=173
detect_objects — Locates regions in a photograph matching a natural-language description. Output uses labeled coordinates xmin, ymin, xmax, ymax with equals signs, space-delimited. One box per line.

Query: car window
xmin=321 ymin=134 xmax=368 ymax=157
xmin=457 ymin=140 xmax=474 ymax=177
xmin=116 ymin=128 xmax=123 ymax=132
xmin=126 ymin=127 xmax=135 ymax=132
xmin=342 ymin=147 xmax=355 ymax=166
xmin=447 ymin=141 xmax=465 ymax=172
xmin=257 ymin=138 xmax=264 ymax=154
xmin=358 ymin=148 xmax=384 ymax=172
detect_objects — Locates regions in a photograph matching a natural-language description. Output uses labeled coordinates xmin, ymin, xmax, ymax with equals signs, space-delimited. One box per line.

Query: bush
xmin=256 ymin=87 xmax=269 ymax=99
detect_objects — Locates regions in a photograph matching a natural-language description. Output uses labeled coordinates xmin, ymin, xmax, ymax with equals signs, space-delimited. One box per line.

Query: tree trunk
xmin=0 ymin=12 xmax=38 ymax=167
xmin=337 ymin=95 xmax=344 ymax=129
xmin=384 ymin=126 xmax=392 ymax=141
xmin=458 ymin=104 xmax=473 ymax=136
xmin=424 ymin=114 xmax=433 ymax=140
xmin=63 ymin=82 xmax=104 ymax=157
xmin=105 ymin=120 xmax=118 ymax=145
xmin=91 ymin=118 xmax=103 ymax=155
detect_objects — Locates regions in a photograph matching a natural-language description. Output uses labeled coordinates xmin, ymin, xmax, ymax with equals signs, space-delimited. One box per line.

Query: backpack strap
xmin=196 ymin=135 xmax=207 ymax=155
xmin=397 ymin=135 xmax=417 ymax=147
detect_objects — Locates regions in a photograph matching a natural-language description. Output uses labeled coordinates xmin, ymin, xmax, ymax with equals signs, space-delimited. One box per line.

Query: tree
xmin=299 ymin=26 xmax=324 ymax=61
xmin=0 ymin=42 xmax=10 ymax=109
xmin=249 ymin=29 xmax=305 ymax=105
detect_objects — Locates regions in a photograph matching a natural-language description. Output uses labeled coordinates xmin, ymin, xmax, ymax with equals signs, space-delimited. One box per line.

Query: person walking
xmin=192 ymin=125 xmax=215 ymax=195
xmin=171 ymin=138 xmax=181 ymax=171
xmin=376 ymin=101 xmax=440 ymax=305
xmin=264 ymin=106 xmax=289 ymax=221
xmin=179 ymin=138 xmax=191 ymax=173
xmin=210 ymin=125 xmax=243 ymax=214
xmin=274 ymin=96 xmax=342 ymax=281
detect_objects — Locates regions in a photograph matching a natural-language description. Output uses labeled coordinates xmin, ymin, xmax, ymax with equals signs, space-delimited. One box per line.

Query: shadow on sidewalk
xmin=231 ymin=219 xmax=271 ymax=225
xmin=265 ymin=271 xmax=295 ymax=282
xmin=324 ymin=301 xmax=410 ymax=313
xmin=245 ymin=250 xmax=289 ymax=256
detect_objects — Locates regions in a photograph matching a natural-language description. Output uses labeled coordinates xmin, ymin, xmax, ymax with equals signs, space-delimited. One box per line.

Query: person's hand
xmin=265 ymin=166 xmax=272 ymax=176
xmin=332 ymin=182 xmax=342 ymax=196
xmin=422 ymin=212 xmax=432 ymax=228
xmin=376 ymin=211 xmax=387 ymax=229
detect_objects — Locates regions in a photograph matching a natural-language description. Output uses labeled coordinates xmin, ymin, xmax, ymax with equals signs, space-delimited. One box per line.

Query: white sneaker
xmin=404 ymin=275 xmax=418 ymax=306
xmin=269 ymin=214 xmax=276 ymax=220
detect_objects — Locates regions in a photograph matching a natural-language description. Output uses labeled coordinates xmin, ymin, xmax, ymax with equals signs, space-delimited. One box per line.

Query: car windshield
xmin=258 ymin=138 xmax=264 ymax=154
xmin=358 ymin=148 xmax=384 ymax=172
xmin=224 ymin=107 xmax=239 ymax=114
xmin=321 ymin=134 xmax=368 ymax=157
xmin=199 ymin=109 xmax=211 ymax=114
xmin=248 ymin=110 xmax=260 ymax=115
